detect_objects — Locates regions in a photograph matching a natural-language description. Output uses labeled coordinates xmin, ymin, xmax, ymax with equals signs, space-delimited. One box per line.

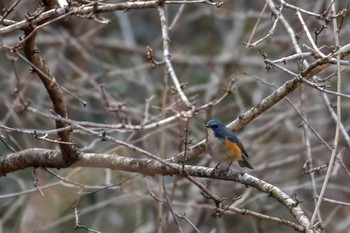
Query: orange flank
xmin=224 ymin=138 xmax=242 ymax=160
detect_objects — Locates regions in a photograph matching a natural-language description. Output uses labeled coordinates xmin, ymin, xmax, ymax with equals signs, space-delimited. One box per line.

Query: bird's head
xmin=206 ymin=119 xmax=227 ymax=139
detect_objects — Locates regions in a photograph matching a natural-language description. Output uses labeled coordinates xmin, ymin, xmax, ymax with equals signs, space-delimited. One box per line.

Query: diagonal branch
xmin=22 ymin=3 xmax=78 ymax=164
xmin=168 ymin=43 xmax=350 ymax=164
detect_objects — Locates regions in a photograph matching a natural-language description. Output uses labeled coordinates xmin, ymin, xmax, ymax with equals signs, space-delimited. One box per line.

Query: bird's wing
xmin=226 ymin=133 xmax=249 ymax=157
xmin=226 ymin=134 xmax=248 ymax=155
xmin=236 ymin=139 xmax=250 ymax=158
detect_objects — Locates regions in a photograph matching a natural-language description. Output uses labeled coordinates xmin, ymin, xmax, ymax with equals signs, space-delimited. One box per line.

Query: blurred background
xmin=1 ymin=0 xmax=350 ymax=232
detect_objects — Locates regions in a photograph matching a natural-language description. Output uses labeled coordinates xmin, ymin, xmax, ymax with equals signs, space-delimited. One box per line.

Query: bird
xmin=205 ymin=119 xmax=253 ymax=170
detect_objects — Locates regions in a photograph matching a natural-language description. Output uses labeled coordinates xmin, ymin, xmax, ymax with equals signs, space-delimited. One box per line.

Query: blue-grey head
xmin=205 ymin=119 xmax=229 ymax=140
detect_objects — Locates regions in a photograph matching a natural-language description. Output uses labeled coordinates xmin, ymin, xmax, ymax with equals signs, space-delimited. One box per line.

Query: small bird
xmin=205 ymin=119 xmax=253 ymax=170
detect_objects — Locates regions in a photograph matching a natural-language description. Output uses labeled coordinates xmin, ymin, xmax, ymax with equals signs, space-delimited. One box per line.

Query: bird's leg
xmin=210 ymin=162 xmax=221 ymax=176
xmin=225 ymin=161 xmax=233 ymax=173
xmin=213 ymin=162 xmax=221 ymax=170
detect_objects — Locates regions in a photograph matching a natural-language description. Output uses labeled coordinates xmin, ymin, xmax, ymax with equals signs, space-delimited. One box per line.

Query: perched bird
xmin=205 ymin=119 xmax=253 ymax=170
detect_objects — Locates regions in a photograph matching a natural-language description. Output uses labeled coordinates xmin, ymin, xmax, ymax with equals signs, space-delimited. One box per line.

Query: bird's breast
xmin=206 ymin=129 xmax=242 ymax=163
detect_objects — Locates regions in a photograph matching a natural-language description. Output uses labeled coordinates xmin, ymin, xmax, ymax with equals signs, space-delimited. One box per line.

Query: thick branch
xmin=22 ymin=20 xmax=77 ymax=164
xmin=0 ymin=148 xmax=313 ymax=232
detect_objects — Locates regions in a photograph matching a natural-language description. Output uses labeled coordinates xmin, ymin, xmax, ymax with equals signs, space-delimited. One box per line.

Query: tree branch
xmin=0 ymin=148 xmax=312 ymax=231
xmin=168 ymin=43 xmax=350 ymax=164
xmin=22 ymin=2 xmax=78 ymax=164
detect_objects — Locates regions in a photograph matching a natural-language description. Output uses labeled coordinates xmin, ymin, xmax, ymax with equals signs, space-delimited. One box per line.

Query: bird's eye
xmin=211 ymin=124 xmax=218 ymax=129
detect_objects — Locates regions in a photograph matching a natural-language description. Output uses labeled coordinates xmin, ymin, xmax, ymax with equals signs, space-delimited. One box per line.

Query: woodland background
xmin=1 ymin=0 xmax=350 ymax=233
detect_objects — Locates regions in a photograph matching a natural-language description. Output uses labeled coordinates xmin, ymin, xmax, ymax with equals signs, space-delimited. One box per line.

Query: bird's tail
xmin=238 ymin=158 xmax=254 ymax=169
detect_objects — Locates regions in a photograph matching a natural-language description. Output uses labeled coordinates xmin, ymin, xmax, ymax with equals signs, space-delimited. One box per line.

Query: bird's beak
xmin=205 ymin=124 xmax=210 ymax=128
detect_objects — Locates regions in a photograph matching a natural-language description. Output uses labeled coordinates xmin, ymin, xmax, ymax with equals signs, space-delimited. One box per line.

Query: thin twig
xmin=300 ymin=84 xmax=323 ymax=225
xmin=311 ymin=2 xmax=342 ymax=225
xmin=157 ymin=5 xmax=192 ymax=108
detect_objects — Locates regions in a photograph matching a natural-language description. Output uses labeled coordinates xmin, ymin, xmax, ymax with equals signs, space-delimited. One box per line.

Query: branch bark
xmin=22 ymin=1 xmax=78 ymax=165
xmin=0 ymin=148 xmax=313 ymax=232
